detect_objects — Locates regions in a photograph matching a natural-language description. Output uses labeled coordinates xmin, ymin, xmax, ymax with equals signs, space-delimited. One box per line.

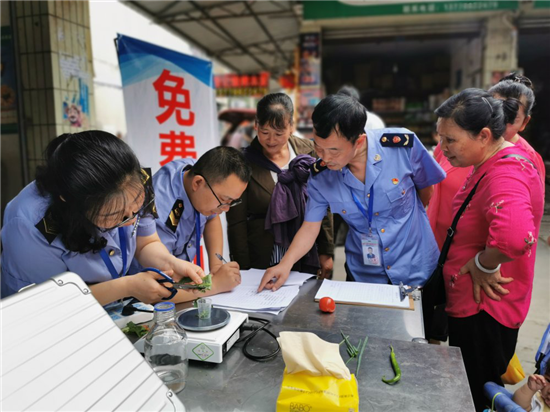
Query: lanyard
xmin=350 ymin=186 xmax=374 ymax=232
xmin=99 ymin=227 xmax=128 ymax=280
xmin=194 ymin=210 xmax=201 ymax=268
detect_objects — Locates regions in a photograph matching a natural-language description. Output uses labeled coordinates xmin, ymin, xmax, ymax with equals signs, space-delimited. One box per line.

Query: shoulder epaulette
xmin=380 ymin=133 xmax=413 ymax=148
xmin=141 ymin=167 xmax=158 ymax=218
xmin=165 ymin=199 xmax=184 ymax=233
xmin=35 ymin=212 xmax=59 ymax=244
xmin=310 ymin=159 xmax=328 ymax=176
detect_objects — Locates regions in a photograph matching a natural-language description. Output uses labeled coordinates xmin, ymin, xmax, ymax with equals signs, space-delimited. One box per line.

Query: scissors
xmin=143 ymin=267 xmax=204 ymax=300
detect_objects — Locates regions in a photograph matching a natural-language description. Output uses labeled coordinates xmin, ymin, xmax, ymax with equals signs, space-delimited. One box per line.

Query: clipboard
xmin=1 ymin=272 xmax=186 ymax=412
xmin=314 ymin=279 xmax=415 ymax=311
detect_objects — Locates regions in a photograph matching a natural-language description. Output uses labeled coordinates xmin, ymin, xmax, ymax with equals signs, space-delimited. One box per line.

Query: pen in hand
xmin=215 ymin=253 xmax=228 ymax=264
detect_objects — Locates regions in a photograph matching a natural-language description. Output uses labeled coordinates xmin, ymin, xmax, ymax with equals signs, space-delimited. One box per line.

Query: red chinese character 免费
xmin=153 ymin=69 xmax=195 ymax=126
xmin=159 ymin=131 xmax=197 ymax=166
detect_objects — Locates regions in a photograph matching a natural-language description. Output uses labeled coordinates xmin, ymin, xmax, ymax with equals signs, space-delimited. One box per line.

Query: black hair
xmin=337 ymin=85 xmax=361 ymax=101
xmin=312 ymin=94 xmax=367 ymax=144
xmin=35 ymin=130 xmax=152 ymax=253
xmin=489 ymin=73 xmax=535 ymax=123
xmin=189 ymin=146 xmax=251 ymax=185
xmin=256 ymin=93 xmax=294 ymax=130
xmin=434 ymin=88 xmax=506 ymax=140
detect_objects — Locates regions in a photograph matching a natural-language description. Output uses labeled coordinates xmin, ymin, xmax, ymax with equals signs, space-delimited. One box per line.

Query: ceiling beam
xmin=214 ymin=34 xmax=297 ymax=57
xmin=189 ymin=0 xmax=273 ymax=74
xmin=156 ymin=1 xmax=179 ymax=18
xmin=243 ymin=2 xmax=292 ymax=66
xmin=166 ymin=9 xmax=296 ymax=24
xmin=126 ymin=1 xmax=240 ymax=72
xmin=158 ymin=1 xmax=243 ymax=18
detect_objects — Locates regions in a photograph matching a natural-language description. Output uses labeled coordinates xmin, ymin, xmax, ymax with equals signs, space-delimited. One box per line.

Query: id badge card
xmin=361 ymin=233 xmax=382 ymax=266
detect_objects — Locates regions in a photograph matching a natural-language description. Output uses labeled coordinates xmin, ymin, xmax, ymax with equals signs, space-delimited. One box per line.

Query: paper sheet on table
xmin=314 ymin=279 xmax=413 ymax=310
xmin=239 ymin=269 xmax=314 ymax=288
xmin=209 ymin=285 xmax=301 ymax=312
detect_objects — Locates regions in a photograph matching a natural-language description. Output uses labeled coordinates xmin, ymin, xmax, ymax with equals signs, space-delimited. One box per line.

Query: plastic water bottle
xmin=144 ymin=302 xmax=188 ymax=393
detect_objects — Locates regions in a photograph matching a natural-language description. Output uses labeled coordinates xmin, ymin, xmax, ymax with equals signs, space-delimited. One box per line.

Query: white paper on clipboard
xmin=0 ymin=272 xmax=185 ymax=412
xmin=314 ymin=279 xmax=413 ymax=310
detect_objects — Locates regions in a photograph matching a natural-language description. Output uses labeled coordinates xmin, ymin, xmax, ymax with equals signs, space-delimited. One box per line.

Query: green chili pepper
xmin=381 ymin=345 xmax=401 ymax=384
xmin=355 ymin=336 xmax=368 ymax=377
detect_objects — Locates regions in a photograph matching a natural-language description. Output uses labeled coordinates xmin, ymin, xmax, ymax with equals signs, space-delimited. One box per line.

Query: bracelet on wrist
xmin=474 ymin=251 xmax=501 ymax=274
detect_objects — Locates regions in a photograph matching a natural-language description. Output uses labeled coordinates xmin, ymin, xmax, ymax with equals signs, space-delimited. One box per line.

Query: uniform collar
xmin=364 ymin=130 xmax=383 ymax=191
xmin=180 ymin=165 xmax=196 ymax=221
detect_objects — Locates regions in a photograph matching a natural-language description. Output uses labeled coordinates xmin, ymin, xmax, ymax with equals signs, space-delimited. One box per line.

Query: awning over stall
xmin=123 ymin=1 xmax=301 ymax=76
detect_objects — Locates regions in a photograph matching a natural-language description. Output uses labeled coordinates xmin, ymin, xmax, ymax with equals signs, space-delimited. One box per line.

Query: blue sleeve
xmin=136 ymin=215 xmax=157 ymax=237
xmin=410 ymin=133 xmax=446 ymax=189
xmin=153 ymin=219 xmax=177 ymax=254
xmin=304 ymin=176 xmax=329 ymax=222
xmin=1 ymin=217 xmax=67 ymax=297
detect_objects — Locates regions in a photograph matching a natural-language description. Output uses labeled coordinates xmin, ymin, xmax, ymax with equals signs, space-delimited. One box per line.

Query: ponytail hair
xmin=489 ymin=73 xmax=535 ymax=121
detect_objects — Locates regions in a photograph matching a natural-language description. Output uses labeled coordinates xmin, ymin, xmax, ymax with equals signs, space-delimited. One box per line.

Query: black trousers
xmin=449 ymin=311 xmax=518 ymax=412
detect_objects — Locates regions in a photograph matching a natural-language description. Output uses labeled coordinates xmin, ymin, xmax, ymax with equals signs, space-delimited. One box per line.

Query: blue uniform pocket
xmin=385 ymin=179 xmax=415 ymax=216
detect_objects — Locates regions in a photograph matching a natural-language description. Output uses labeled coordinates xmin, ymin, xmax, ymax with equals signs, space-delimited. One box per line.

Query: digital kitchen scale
xmin=176 ymin=307 xmax=231 ymax=331
xmin=134 ymin=310 xmax=248 ymax=364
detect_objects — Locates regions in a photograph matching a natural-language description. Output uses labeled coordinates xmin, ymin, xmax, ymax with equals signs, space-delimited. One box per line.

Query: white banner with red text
xmin=116 ymin=33 xmax=218 ymax=174
xmin=116 ymin=34 xmax=221 ymax=272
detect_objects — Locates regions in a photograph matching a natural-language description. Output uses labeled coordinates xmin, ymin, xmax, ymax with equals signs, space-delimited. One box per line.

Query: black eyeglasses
xmin=98 ymin=196 xmax=155 ymax=233
xmin=197 ymin=174 xmax=242 ymax=209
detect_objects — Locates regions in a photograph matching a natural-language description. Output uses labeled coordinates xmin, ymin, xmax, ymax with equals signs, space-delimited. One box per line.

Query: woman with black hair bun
xmin=1 ymin=130 xmax=205 ymax=305
xmin=489 ymin=73 xmax=545 ymax=194
xmin=434 ymin=88 xmax=544 ymax=411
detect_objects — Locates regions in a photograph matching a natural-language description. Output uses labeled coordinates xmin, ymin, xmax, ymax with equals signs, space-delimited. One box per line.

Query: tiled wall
xmin=14 ymin=0 xmax=95 ymax=178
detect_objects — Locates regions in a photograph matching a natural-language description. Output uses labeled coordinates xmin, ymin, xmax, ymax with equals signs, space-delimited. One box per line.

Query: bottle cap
xmin=154 ymin=302 xmax=175 ymax=312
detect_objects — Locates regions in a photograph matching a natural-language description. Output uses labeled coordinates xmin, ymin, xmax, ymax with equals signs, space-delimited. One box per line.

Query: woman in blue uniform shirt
xmin=1 ymin=131 xmax=205 ymax=305
xmin=258 ymin=94 xmax=445 ymax=291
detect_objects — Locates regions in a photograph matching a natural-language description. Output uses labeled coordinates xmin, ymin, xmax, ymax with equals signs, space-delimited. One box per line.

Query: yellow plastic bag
xmin=501 ymin=353 xmax=525 ymax=385
xmin=276 ymin=370 xmax=359 ymax=412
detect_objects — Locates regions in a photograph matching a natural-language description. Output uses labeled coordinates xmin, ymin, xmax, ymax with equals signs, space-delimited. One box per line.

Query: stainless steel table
xmin=258 ymin=278 xmax=425 ymax=341
xmin=176 ymin=279 xmax=474 ymax=411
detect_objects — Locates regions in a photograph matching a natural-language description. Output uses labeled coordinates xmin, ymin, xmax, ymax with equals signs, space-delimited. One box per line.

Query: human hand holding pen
xmin=215 ymin=253 xmax=228 ymax=264
xmin=213 ymin=253 xmax=241 ymax=289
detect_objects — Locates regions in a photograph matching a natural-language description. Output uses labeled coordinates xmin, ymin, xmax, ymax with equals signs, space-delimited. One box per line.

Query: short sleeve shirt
xmin=305 ymin=128 xmax=446 ymax=285
xmin=1 ymin=182 xmax=156 ymax=298
xmin=129 ymin=159 xmax=215 ymax=273
xmin=442 ymin=146 xmax=544 ymax=328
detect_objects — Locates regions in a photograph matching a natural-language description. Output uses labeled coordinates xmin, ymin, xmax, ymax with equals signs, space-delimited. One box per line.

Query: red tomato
xmin=319 ymin=296 xmax=336 ymax=313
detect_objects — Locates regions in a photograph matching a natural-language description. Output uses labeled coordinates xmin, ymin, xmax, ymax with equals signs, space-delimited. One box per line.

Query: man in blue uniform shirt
xmin=258 ymin=94 xmax=445 ymax=291
xmin=130 ymin=147 xmax=251 ymax=298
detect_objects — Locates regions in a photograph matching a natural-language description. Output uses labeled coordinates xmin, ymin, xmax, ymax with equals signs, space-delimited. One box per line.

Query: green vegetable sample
xmin=121 ymin=321 xmax=149 ymax=337
xmin=381 ymin=345 xmax=401 ymax=385
xmin=176 ymin=273 xmax=213 ymax=292
xmin=355 ymin=336 xmax=368 ymax=377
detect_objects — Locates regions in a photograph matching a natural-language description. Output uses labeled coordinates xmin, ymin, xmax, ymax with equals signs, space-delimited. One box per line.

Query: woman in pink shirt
xmin=490 ymin=73 xmax=546 ymax=194
xmin=436 ymin=89 xmax=544 ymax=412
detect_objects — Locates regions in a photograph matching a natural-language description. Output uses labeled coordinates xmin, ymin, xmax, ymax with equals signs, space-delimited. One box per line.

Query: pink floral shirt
xmin=443 ymin=146 xmax=544 ymax=328
xmin=428 ymin=144 xmax=472 ymax=250
xmin=515 ymin=135 xmax=546 ymax=197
